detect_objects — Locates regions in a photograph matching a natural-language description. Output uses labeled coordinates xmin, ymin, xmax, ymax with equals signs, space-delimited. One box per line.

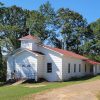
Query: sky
xmin=0 ymin=0 xmax=100 ymax=23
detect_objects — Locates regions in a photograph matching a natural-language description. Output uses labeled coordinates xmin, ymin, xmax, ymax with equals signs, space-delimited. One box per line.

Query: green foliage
xmin=39 ymin=1 xmax=56 ymax=25
xmin=55 ymin=8 xmax=88 ymax=53
xmin=26 ymin=11 xmax=48 ymax=41
xmin=0 ymin=47 xmax=2 ymax=69
xmin=0 ymin=2 xmax=4 ymax=6
xmin=39 ymin=1 xmax=56 ymax=42
xmin=0 ymin=46 xmax=6 ymax=81
xmin=0 ymin=5 xmax=29 ymax=52
xmin=81 ymin=19 xmax=100 ymax=62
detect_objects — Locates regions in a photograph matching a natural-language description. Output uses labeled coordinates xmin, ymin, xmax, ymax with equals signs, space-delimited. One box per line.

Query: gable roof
xmin=44 ymin=46 xmax=87 ymax=59
xmin=15 ymin=34 xmax=100 ymax=65
xmin=7 ymin=48 xmax=44 ymax=58
xmin=43 ymin=46 xmax=100 ymax=65
xmin=19 ymin=34 xmax=37 ymax=40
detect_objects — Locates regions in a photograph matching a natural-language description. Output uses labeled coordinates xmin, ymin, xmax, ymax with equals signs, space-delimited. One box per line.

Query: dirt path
xmin=25 ymin=80 xmax=100 ymax=100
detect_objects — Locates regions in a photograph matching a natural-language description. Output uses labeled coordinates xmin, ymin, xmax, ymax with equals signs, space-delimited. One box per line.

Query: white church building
xmin=7 ymin=35 xmax=100 ymax=82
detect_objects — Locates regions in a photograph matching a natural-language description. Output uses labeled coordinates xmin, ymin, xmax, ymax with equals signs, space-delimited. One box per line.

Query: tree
xmin=39 ymin=1 xmax=56 ymax=25
xmin=0 ymin=46 xmax=3 ymax=73
xmin=0 ymin=46 xmax=3 ymax=80
xmin=55 ymin=8 xmax=88 ymax=53
xmin=39 ymin=1 xmax=56 ymax=43
xmin=26 ymin=10 xmax=48 ymax=41
xmin=81 ymin=19 xmax=100 ymax=62
xmin=0 ymin=39 xmax=6 ymax=81
xmin=0 ymin=5 xmax=29 ymax=53
xmin=0 ymin=2 xmax=4 ymax=6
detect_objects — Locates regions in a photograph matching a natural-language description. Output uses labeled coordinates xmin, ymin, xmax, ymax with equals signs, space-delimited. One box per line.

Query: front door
xmin=16 ymin=64 xmax=35 ymax=79
xmin=22 ymin=65 xmax=35 ymax=79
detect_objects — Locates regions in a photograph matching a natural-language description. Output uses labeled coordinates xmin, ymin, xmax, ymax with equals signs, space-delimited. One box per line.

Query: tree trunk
xmin=0 ymin=46 xmax=2 ymax=67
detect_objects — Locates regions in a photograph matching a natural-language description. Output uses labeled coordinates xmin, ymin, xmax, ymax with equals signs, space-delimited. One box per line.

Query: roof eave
xmin=43 ymin=46 xmax=64 ymax=56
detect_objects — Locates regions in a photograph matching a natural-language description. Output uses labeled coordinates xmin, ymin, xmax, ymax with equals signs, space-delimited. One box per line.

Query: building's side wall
xmin=62 ymin=56 xmax=92 ymax=80
xmin=39 ymin=46 xmax=63 ymax=82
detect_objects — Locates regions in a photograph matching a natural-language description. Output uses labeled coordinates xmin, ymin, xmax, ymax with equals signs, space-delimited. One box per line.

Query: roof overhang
xmin=42 ymin=46 xmax=64 ymax=56
xmin=83 ymin=59 xmax=100 ymax=65
xmin=8 ymin=48 xmax=44 ymax=58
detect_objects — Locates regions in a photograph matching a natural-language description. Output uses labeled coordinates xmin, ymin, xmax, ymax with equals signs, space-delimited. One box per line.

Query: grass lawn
xmin=97 ymin=92 xmax=100 ymax=100
xmin=0 ymin=75 xmax=100 ymax=100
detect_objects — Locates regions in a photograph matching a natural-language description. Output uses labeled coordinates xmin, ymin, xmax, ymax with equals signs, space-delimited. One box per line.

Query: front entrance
xmin=16 ymin=64 xmax=35 ymax=80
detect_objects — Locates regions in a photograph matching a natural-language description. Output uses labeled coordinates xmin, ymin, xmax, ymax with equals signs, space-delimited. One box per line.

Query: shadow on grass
xmin=0 ymin=74 xmax=100 ymax=86
xmin=67 ymin=75 xmax=99 ymax=82
xmin=22 ymin=78 xmax=48 ymax=84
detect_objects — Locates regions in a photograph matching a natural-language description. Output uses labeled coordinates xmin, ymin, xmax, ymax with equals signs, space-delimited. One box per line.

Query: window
xmin=27 ymin=65 xmax=31 ymax=67
xmin=85 ymin=64 xmax=86 ymax=72
xmin=79 ymin=64 xmax=81 ymax=72
xmin=90 ymin=65 xmax=93 ymax=72
xmin=22 ymin=65 xmax=25 ymax=67
xmin=68 ymin=63 xmax=70 ymax=73
xmin=47 ymin=63 xmax=52 ymax=73
xmin=74 ymin=64 xmax=76 ymax=72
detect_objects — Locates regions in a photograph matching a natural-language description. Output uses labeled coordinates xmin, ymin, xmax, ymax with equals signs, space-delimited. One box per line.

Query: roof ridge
xmin=44 ymin=45 xmax=100 ymax=64
xmin=19 ymin=34 xmax=37 ymax=40
xmin=43 ymin=45 xmax=88 ymax=59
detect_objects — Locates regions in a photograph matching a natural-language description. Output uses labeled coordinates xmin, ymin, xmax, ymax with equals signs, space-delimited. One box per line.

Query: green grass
xmin=97 ymin=92 xmax=100 ymax=100
xmin=0 ymin=75 xmax=100 ymax=100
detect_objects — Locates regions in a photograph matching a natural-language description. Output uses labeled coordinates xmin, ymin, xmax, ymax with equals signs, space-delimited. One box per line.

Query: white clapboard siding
xmin=38 ymin=46 xmax=63 ymax=81
xmin=21 ymin=40 xmax=38 ymax=51
xmin=62 ymin=56 xmax=92 ymax=80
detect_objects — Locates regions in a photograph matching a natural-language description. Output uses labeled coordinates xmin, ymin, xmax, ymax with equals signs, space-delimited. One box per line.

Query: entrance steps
xmin=11 ymin=80 xmax=26 ymax=86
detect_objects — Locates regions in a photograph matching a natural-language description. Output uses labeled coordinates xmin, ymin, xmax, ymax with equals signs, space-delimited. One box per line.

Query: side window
xmin=68 ymin=63 xmax=70 ymax=73
xmin=90 ymin=65 xmax=93 ymax=72
xmin=79 ymin=64 xmax=81 ymax=72
xmin=99 ymin=66 xmax=100 ymax=69
xmin=27 ymin=65 xmax=31 ymax=67
xmin=47 ymin=63 xmax=52 ymax=73
xmin=74 ymin=64 xmax=76 ymax=72
xmin=85 ymin=64 xmax=87 ymax=72
xmin=22 ymin=65 xmax=25 ymax=67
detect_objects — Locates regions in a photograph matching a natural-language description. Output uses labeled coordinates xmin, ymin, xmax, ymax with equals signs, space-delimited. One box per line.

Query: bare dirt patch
xmin=24 ymin=84 xmax=46 ymax=88
xmin=25 ymin=80 xmax=100 ymax=100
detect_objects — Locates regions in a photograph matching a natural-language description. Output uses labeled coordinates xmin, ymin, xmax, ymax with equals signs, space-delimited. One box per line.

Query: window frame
xmin=85 ymin=64 xmax=87 ymax=72
xmin=99 ymin=66 xmax=100 ymax=70
xmin=22 ymin=65 xmax=25 ymax=67
xmin=79 ymin=64 xmax=81 ymax=72
xmin=68 ymin=63 xmax=71 ymax=73
xmin=74 ymin=64 xmax=76 ymax=72
xmin=27 ymin=65 xmax=31 ymax=67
